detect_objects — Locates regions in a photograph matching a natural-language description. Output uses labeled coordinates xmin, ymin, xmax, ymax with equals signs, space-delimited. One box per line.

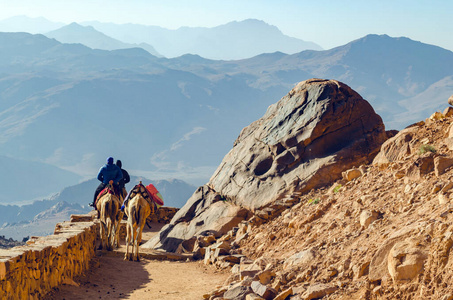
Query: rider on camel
xmin=89 ymin=156 xmax=123 ymax=208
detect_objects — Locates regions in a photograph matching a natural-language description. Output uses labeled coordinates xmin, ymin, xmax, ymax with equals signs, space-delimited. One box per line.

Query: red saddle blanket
xmin=145 ymin=183 xmax=164 ymax=207
xmin=123 ymin=183 xmax=162 ymax=212
xmin=94 ymin=187 xmax=120 ymax=207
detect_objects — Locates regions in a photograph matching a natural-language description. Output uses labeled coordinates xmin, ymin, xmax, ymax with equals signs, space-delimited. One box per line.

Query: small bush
xmin=419 ymin=144 xmax=436 ymax=154
xmin=333 ymin=184 xmax=342 ymax=193
xmin=308 ymin=198 xmax=320 ymax=205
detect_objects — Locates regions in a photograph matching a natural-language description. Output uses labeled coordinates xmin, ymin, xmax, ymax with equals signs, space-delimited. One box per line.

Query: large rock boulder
xmin=145 ymin=78 xmax=387 ymax=252
xmin=209 ymin=78 xmax=387 ymax=209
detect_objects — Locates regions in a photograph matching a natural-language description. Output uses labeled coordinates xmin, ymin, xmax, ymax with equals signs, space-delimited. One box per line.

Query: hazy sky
xmin=0 ymin=0 xmax=452 ymax=51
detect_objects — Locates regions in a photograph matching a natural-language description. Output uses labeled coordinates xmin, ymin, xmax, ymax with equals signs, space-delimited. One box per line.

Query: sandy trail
xmin=45 ymin=222 xmax=228 ymax=300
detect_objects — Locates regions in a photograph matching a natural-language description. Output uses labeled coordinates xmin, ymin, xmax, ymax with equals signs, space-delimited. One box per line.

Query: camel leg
xmin=107 ymin=221 xmax=111 ymax=250
xmin=135 ymin=222 xmax=147 ymax=262
xmin=115 ymin=211 xmax=124 ymax=248
xmin=99 ymin=221 xmax=107 ymax=250
xmin=125 ymin=220 xmax=132 ymax=260
xmin=132 ymin=225 xmax=138 ymax=261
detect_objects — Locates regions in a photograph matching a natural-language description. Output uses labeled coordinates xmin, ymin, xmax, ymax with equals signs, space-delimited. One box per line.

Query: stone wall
xmin=0 ymin=207 xmax=178 ymax=299
xmin=0 ymin=214 xmax=97 ymax=299
xmin=147 ymin=206 xmax=179 ymax=224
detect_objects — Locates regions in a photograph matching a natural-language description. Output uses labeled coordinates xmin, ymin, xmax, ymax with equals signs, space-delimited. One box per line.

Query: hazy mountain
xmin=0 ymin=155 xmax=81 ymax=204
xmin=0 ymin=200 xmax=83 ymax=241
xmin=0 ymin=32 xmax=281 ymax=186
xmin=0 ymin=176 xmax=196 ymax=240
xmin=0 ymin=16 xmax=64 ymax=33
xmin=0 ymin=32 xmax=452 ymax=193
xmin=45 ymin=22 xmax=162 ymax=57
xmin=0 ymin=235 xmax=25 ymax=249
xmin=53 ymin=176 xmax=196 ymax=209
xmin=0 ymin=16 xmax=322 ymax=60
xmin=209 ymin=34 xmax=453 ymax=128
xmin=82 ymin=19 xmax=323 ymax=59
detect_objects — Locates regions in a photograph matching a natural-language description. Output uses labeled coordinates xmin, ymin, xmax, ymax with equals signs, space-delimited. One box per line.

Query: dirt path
xmin=45 ymin=223 xmax=228 ymax=300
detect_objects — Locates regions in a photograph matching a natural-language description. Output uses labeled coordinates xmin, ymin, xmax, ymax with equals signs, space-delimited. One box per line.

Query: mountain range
xmin=0 ymin=24 xmax=452 ymax=217
xmin=0 ymin=176 xmax=195 ymax=240
xmin=45 ymin=22 xmax=162 ymax=57
xmin=0 ymin=16 xmax=323 ymax=60
xmin=81 ymin=19 xmax=323 ymax=59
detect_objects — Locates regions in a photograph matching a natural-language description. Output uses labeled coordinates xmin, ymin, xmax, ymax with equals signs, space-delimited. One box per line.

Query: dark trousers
xmin=93 ymin=183 xmax=106 ymax=204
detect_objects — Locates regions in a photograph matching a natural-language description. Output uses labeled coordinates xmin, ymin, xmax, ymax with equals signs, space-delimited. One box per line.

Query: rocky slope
xmin=199 ymin=101 xmax=453 ymax=299
xmin=146 ymin=79 xmax=388 ymax=253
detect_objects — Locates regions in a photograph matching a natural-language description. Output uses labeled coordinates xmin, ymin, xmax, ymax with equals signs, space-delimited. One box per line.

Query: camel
xmin=124 ymin=184 xmax=152 ymax=261
xmin=96 ymin=181 xmax=122 ymax=251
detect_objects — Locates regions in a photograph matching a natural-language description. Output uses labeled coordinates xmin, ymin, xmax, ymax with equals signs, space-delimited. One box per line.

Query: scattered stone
xmin=241 ymin=270 xmax=260 ymax=280
xmin=360 ymin=210 xmax=379 ymax=229
xmin=283 ymin=248 xmax=316 ymax=270
xmin=255 ymin=270 xmax=276 ymax=285
xmin=387 ymin=238 xmax=427 ymax=282
xmin=435 ymin=156 xmax=453 ymax=176
xmin=274 ymin=287 xmax=293 ymax=300
xmin=448 ymin=94 xmax=453 ymax=106
xmin=342 ymin=168 xmax=363 ymax=181
xmin=444 ymin=106 xmax=453 ymax=117
xmin=439 ymin=194 xmax=449 ymax=205
xmin=245 ymin=294 xmax=265 ymax=300
xmin=302 ymin=283 xmax=338 ymax=300
xmin=224 ymin=286 xmax=253 ymax=300
xmin=251 ymin=281 xmax=277 ymax=300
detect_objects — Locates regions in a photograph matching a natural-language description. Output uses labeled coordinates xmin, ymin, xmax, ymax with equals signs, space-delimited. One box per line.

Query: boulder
xmin=149 ymin=79 xmax=387 ymax=252
xmin=360 ymin=210 xmax=379 ymax=229
xmin=210 ymin=79 xmax=387 ymax=210
xmin=448 ymin=94 xmax=453 ymax=106
xmin=373 ymin=127 xmax=416 ymax=166
xmin=302 ymin=283 xmax=338 ymax=300
xmin=435 ymin=156 xmax=453 ymax=176
xmin=369 ymin=225 xmax=425 ymax=282
xmin=274 ymin=288 xmax=293 ymax=300
xmin=143 ymin=185 xmax=249 ymax=252
xmin=224 ymin=286 xmax=253 ymax=300
xmin=405 ymin=153 xmax=435 ymax=179
xmin=251 ymin=281 xmax=277 ymax=300
xmin=443 ymin=106 xmax=453 ymax=117
xmin=283 ymin=248 xmax=316 ymax=270
xmin=342 ymin=168 xmax=363 ymax=181
xmin=387 ymin=238 xmax=428 ymax=282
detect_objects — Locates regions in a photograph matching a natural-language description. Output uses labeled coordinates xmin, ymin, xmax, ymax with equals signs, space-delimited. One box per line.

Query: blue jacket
xmin=97 ymin=164 xmax=123 ymax=185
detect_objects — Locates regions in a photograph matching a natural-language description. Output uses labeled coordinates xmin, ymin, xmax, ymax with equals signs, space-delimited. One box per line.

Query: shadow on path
xmin=45 ymin=253 xmax=151 ymax=299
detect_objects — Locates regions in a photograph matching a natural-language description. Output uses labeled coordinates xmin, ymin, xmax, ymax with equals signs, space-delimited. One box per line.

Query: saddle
xmin=123 ymin=183 xmax=157 ymax=214
xmin=95 ymin=186 xmax=122 ymax=207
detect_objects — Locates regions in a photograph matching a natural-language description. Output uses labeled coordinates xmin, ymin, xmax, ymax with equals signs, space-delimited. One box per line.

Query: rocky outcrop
xmin=209 ymin=78 xmax=386 ymax=209
xmin=146 ymin=78 xmax=387 ymax=252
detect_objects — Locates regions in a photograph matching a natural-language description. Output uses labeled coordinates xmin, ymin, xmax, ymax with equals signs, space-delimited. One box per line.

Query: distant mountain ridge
xmin=0 ymin=176 xmax=196 ymax=240
xmin=0 ymin=32 xmax=452 ymax=194
xmin=0 ymin=16 xmax=323 ymax=60
xmin=0 ymin=155 xmax=81 ymax=204
xmin=82 ymin=18 xmax=323 ymax=59
xmin=0 ymin=16 xmax=64 ymax=33
xmin=44 ymin=22 xmax=162 ymax=57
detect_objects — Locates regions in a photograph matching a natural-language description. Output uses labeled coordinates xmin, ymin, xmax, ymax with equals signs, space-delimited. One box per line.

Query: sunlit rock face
xmin=209 ymin=78 xmax=387 ymax=209
xmin=146 ymin=78 xmax=387 ymax=252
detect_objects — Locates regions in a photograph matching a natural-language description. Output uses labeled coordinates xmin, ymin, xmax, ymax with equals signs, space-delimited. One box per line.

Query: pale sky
xmin=0 ymin=0 xmax=452 ymax=51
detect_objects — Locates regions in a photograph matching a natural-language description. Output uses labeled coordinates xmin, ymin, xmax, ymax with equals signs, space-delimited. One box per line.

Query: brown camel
xmin=124 ymin=187 xmax=152 ymax=261
xmin=96 ymin=181 xmax=122 ymax=251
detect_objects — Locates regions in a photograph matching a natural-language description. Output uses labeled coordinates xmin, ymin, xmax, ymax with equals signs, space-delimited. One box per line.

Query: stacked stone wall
xmin=147 ymin=206 xmax=179 ymax=224
xmin=0 ymin=216 xmax=97 ymax=299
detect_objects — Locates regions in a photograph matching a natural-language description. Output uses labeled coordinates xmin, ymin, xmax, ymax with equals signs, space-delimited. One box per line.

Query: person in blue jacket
xmin=89 ymin=156 xmax=123 ymax=207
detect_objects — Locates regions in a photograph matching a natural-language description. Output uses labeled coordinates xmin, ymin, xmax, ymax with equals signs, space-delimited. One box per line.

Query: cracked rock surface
xmin=146 ymin=78 xmax=388 ymax=252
